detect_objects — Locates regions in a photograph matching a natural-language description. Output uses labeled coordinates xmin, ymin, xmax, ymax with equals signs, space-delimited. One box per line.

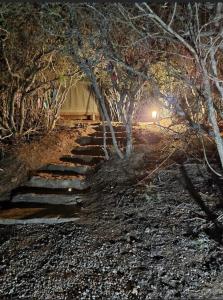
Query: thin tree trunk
xmin=125 ymin=120 xmax=133 ymax=157
xmin=96 ymin=93 xmax=109 ymax=159
xmin=101 ymin=110 xmax=109 ymax=160
xmin=81 ymin=63 xmax=124 ymax=159
xmin=201 ymin=61 xmax=223 ymax=169
xmin=92 ymin=79 xmax=124 ymax=159
xmin=19 ymin=95 xmax=25 ymax=134
xmin=8 ymin=89 xmax=17 ymax=133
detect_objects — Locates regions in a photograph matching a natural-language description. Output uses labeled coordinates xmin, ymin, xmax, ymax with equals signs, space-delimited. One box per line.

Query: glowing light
xmin=152 ymin=111 xmax=158 ymax=119
xmin=68 ymin=188 xmax=72 ymax=192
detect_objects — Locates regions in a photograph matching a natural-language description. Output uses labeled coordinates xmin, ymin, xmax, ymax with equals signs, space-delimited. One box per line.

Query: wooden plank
xmin=12 ymin=193 xmax=84 ymax=205
xmin=39 ymin=164 xmax=93 ymax=175
xmin=92 ymin=131 xmax=126 ymax=138
xmin=77 ymin=136 xmax=126 ymax=146
xmin=0 ymin=217 xmax=80 ymax=225
xmin=71 ymin=146 xmax=105 ymax=156
xmin=60 ymin=155 xmax=104 ymax=165
xmin=25 ymin=177 xmax=90 ymax=190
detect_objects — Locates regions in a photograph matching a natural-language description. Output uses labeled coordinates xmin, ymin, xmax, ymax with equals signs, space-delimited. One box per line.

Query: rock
xmin=125 ymin=230 xmax=141 ymax=243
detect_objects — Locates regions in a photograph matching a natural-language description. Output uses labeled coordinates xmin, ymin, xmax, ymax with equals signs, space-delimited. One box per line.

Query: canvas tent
xmin=61 ymin=81 xmax=100 ymax=120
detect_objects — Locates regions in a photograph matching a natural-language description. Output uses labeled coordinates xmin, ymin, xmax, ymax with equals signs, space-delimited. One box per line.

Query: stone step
xmin=60 ymin=154 xmax=104 ymax=165
xmin=38 ymin=163 xmax=93 ymax=175
xmin=91 ymin=131 xmax=127 ymax=138
xmin=76 ymin=136 xmax=92 ymax=145
xmin=0 ymin=218 xmax=80 ymax=225
xmin=92 ymin=125 xmax=126 ymax=132
xmin=77 ymin=136 xmax=126 ymax=146
xmin=71 ymin=146 xmax=105 ymax=156
xmin=24 ymin=176 xmax=89 ymax=190
xmin=11 ymin=185 xmax=89 ymax=196
xmin=12 ymin=193 xmax=85 ymax=205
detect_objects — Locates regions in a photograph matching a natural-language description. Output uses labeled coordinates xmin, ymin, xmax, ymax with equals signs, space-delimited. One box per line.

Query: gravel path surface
xmin=1 ymin=163 xmax=223 ymax=299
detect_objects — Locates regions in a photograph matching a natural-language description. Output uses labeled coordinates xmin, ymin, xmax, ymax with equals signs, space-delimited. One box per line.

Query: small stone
xmin=145 ymin=227 xmax=150 ymax=234
xmin=125 ymin=230 xmax=140 ymax=242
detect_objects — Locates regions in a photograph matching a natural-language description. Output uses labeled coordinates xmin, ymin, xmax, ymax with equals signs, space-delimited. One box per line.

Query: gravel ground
xmin=1 ymin=162 xmax=223 ymax=299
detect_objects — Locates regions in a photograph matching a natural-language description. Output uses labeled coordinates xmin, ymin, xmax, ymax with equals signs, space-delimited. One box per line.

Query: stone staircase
xmin=0 ymin=123 xmax=127 ymax=224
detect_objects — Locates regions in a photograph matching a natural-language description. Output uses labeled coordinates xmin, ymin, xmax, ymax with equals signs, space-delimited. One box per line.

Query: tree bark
xmin=8 ymin=89 xmax=17 ymax=132
xmin=80 ymin=62 xmax=124 ymax=159
xmin=19 ymin=95 xmax=25 ymax=134
xmin=92 ymin=78 xmax=124 ymax=159
xmin=201 ymin=61 xmax=223 ymax=169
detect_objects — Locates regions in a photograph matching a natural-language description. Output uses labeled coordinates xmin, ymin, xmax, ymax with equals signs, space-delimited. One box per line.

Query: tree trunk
xmin=102 ymin=112 xmax=109 ymax=160
xmin=8 ymin=89 xmax=17 ymax=133
xmin=201 ymin=61 xmax=223 ymax=169
xmin=19 ymin=95 xmax=25 ymax=134
xmin=92 ymin=79 xmax=124 ymax=159
xmin=80 ymin=63 xmax=124 ymax=159
xmin=125 ymin=120 xmax=133 ymax=157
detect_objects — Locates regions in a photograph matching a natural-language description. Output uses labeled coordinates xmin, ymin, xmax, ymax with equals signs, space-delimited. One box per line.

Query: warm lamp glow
xmin=152 ymin=111 xmax=158 ymax=119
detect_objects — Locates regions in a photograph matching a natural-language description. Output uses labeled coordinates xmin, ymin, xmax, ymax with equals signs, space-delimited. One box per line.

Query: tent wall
xmin=61 ymin=81 xmax=100 ymax=119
